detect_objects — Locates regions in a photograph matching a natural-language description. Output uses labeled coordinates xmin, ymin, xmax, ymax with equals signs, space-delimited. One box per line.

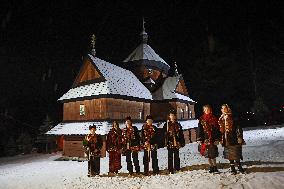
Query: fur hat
xmin=89 ymin=124 xmax=96 ymax=130
xmin=145 ymin=115 xmax=153 ymax=120
xmin=125 ymin=116 xmax=132 ymax=121
xmin=169 ymin=109 xmax=177 ymax=115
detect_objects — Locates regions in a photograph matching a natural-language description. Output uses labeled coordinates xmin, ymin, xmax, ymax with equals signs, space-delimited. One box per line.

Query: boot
xmin=209 ymin=167 xmax=214 ymax=173
xmin=128 ymin=171 xmax=133 ymax=176
xmin=213 ymin=166 xmax=219 ymax=173
xmin=238 ymin=164 xmax=245 ymax=173
xmin=230 ymin=165 xmax=237 ymax=175
xmin=153 ymin=170 xmax=159 ymax=175
xmin=144 ymin=172 xmax=150 ymax=176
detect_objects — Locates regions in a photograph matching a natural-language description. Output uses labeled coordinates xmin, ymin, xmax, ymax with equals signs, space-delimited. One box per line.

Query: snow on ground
xmin=0 ymin=126 xmax=284 ymax=189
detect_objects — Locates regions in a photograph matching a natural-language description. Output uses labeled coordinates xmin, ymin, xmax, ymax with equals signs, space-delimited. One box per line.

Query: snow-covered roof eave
xmin=46 ymin=121 xmax=112 ymax=136
xmin=46 ymin=119 xmax=199 ymax=135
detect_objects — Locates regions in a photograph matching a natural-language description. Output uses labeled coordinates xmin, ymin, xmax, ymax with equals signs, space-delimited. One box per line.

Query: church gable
xmin=73 ymin=58 xmax=104 ymax=87
xmin=175 ymin=79 xmax=189 ymax=96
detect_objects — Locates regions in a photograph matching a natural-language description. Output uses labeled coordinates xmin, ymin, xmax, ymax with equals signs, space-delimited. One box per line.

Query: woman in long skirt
xmin=197 ymin=105 xmax=221 ymax=173
xmin=218 ymin=104 xmax=245 ymax=174
xmin=106 ymin=121 xmax=122 ymax=175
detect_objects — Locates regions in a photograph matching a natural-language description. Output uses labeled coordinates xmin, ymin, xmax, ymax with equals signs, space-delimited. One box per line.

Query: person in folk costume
xmin=141 ymin=115 xmax=160 ymax=176
xmin=122 ymin=116 xmax=141 ymax=175
xmin=106 ymin=121 xmax=122 ymax=175
xmin=197 ymin=105 xmax=221 ymax=173
xmin=163 ymin=109 xmax=185 ymax=174
xmin=83 ymin=124 xmax=103 ymax=177
xmin=218 ymin=104 xmax=245 ymax=174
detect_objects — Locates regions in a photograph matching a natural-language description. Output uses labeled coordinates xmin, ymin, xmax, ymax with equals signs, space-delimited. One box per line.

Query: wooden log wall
xmin=176 ymin=102 xmax=195 ymax=120
xmin=175 ymin=79 xmax=189 ymax=95
xmin=150 ymin=102 xmax=176 ymax=121
xmin=105 ymin=98 xmax=150 ymax=120
xmin=151 ymin=102 xmax=195 ymax=121
xmin=63 ymin=98 xmax=150 ymax=121
xmin=63 ymin=135 xmax=106 ymax=158
xmin=63 ymin=98 xmax=106 ymax=121
xmin=73 ymin=58 xmax=102 ymax=87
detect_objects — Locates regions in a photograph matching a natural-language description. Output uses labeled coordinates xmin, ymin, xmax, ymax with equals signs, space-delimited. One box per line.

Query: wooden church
xmin=47 ymin=22 xmax=198 ymax=157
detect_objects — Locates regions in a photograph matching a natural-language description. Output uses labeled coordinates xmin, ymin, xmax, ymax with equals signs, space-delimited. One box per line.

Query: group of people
xmin=83 ymin=104 xmax=245 ymax=177
xmin=197 ymin=104 xmax=245 ymax=174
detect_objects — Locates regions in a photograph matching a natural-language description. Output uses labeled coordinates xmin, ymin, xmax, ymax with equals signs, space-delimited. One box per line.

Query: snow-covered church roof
xmin=123 ymin=23 xmax=170 ymax=73
xmin=123 ymin=43 xmax=170 ymax=68
xmin=152 ymin=75 xmax=195 ymax=103
xmin=58 ymin=54 xmax=152 ymax=101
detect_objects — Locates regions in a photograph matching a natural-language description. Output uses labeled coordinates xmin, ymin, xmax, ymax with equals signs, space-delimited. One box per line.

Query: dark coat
xmin=197 ymin=121 xmax=221 ymax=144
xmin=218 ymin=114 xmax=244 ymax=146
xmin=85 ymin=134 xmax=103 ymax=156
xmin=122 ymin=126 xmax=141 ymax=148
xmin=197 ymin=115 xmax=221 ymax=159
xmin=106 ymin=128 xmax=122 ymax=151
xmin=141 ymin=124 xmax=159 ymax=149
xmin=222 ymin=125 xmax=244 ymax=146
xmin=197 ymin=114 xmax=221 ymax=144
xmin=163 ymin=121 xmax=185 ymax=149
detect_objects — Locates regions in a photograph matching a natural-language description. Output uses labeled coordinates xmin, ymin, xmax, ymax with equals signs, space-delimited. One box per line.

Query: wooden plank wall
xmin=63 ymin=98 xmax=150 ymax=121
xmin=106 ymin=99 xmax=150 ymax=120
xmin=176 ymin=102 xmax=196 ymax=120
xmin=63 ymin=136 xmax=106 ymax=158
xmin=175 ymin=79 xmax=189 ymax=95
xmin=151 ymin=102 xmax=195 ymax=121
xmin=183 ymin=129 xmax=197 ymax=143
xmin=150 ymin=102 xmax=176 ymax=121
xmin=63 ymin=98 xmax=106 ymax=121
xmin=73 ymin=59 xmax=102 ymax=87
xmin=142 ymin=68 xmax=162 ymax=81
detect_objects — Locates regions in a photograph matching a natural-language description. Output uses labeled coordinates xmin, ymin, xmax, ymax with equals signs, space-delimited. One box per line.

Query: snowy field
xmin=0 ymin=126 xmax=284 ymax=189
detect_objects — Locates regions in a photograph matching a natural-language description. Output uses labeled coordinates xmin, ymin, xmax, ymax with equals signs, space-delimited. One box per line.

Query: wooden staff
xmin=165 ymin=120 xmax=169 ymax=146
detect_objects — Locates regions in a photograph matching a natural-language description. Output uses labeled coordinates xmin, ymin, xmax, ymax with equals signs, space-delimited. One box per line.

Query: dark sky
xmin=1 ymin=1 xmax=283 ymax=128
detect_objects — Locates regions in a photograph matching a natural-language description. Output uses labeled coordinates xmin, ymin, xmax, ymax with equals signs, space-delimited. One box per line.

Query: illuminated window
xmin=80 ymin=104 xmax=85 ymax=116
xmin=139 ymin=109 xmax=143 ymax=119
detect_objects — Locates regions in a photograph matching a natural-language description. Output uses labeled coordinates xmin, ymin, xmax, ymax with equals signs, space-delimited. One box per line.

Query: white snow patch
xmin=1 ymin=127 xmax=284 ymax=189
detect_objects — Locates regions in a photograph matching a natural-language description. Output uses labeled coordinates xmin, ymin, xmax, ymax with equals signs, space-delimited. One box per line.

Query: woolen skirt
xmin=223 ymin=145 xmax=243 ymax=160
xmin=205 ymin=144 xmax=219 ymax=159
xmin=108 ymin=151 xmax=122 ymax=173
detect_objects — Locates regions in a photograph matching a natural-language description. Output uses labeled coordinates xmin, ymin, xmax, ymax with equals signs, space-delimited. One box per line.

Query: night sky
xmin=1 ymin=1 xmax=283 ymax=131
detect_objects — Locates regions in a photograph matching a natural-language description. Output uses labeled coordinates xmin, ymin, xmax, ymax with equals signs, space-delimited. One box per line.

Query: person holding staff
xmin=163 ymin=109 xmax=185 ymax=174
xmin=122 ymin=116 xmax=141 ymax=175
xmin=141 ymin=115 xmax=159 ymax=175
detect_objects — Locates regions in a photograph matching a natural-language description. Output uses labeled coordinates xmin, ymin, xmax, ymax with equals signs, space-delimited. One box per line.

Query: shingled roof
xmin=123 ymin=43 xmax=170 ymax=70
xmin=58 ymin=54 xmax=153 ymax=101
xmin=123 ymin=22 xmax=170 ymax=73
xmin=152 ymin=75 xmax=195 ymax=103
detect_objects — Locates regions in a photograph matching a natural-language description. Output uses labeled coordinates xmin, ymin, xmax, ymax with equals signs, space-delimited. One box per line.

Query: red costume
xmin=106 ymin=127 xmax=122 ymax=173
xmin=197 ymin=113 xmax=221 ymax=158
